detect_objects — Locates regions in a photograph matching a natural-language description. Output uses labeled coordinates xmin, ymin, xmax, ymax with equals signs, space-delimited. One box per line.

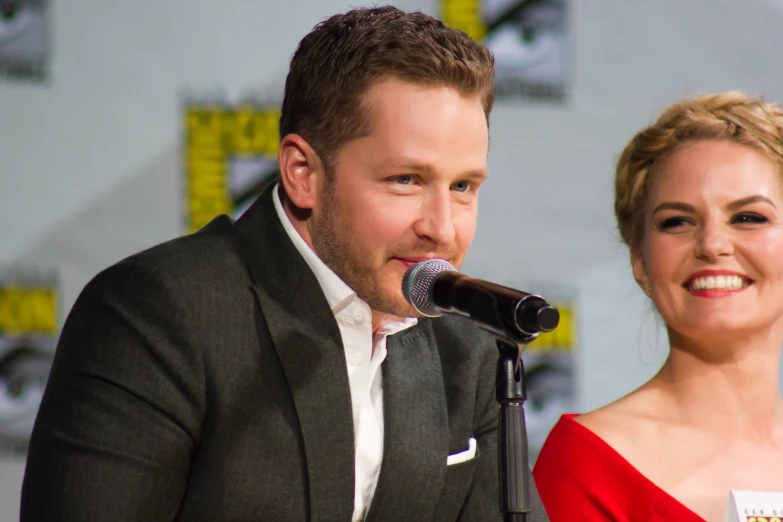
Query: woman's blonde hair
xmin=614 ymin=91 xmax=783 ymax=253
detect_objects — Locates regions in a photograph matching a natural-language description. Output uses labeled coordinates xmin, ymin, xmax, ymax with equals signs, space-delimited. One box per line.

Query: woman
xmin=533 ymin=92 xmax=783 ymax=521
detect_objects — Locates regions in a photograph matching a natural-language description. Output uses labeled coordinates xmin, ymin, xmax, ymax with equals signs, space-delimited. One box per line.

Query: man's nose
xmin=412 ymin=190 xmax=456 ymax=246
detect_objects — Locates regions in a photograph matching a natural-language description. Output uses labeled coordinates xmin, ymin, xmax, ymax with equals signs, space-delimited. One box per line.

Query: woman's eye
xmin=732 ymin=213 xmax=768 ymax=225
xmin=657 ymin=216 xmax=689 ymax=230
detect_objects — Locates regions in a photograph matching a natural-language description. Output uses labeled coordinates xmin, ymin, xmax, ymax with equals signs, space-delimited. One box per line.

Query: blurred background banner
xmin=0 ymin=269 xmax=57 ymax=457
xmin=441 ymin=0 xmax=568 ymax=102
xmin=183 ymin=97 xmax=282 ymax=234
xmin=0 ymin=0 xmax=49 ymax=81
xmin=518 ymin=285 xmax=576 ymax=464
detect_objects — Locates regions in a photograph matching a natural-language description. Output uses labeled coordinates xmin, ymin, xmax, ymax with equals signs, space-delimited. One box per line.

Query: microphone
xmin=401 ymin=259 xmax=560 ymax=342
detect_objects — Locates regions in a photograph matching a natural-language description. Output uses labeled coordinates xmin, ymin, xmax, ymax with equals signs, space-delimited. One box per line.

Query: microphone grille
xmin=401 ymin=259 xmax=456 ymax=317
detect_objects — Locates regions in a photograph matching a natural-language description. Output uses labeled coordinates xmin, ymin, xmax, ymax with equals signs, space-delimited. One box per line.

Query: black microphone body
xmin=402 ymin=259 xmax=560 ymax=343
xmin=432 ymin=272 xmax=559 ymax=340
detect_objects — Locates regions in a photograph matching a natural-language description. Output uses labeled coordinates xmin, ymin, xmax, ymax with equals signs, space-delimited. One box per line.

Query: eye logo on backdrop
xmin=442 ymin=0 xmax=568 ymax=102
xmin=0 ymin=270 xmax=57 ymax=456
xmin=0 ymin=0 xmax=49 ymax=81
xmin=182 ymin=97 xmax=282 ymax=234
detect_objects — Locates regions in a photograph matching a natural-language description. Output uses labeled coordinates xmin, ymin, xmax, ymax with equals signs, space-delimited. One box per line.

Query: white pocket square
xmin=446 ymin=437 xmax=477 ymax=466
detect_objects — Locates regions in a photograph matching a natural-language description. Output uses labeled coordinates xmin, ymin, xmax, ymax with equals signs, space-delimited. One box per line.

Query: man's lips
xmin=393 ymin=257 xmax=446 ymax=268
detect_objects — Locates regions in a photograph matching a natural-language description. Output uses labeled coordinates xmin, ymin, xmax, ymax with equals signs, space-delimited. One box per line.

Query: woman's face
xmin=633 ymin=140 xmax=783 ymax=345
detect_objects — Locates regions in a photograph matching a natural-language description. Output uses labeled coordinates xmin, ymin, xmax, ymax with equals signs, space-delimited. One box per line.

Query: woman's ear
xmin=631 ymin=248 xmax=651 ymax=297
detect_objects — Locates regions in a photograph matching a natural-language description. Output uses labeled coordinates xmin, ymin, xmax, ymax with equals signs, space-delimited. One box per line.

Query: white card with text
xmin=726 ymin=490 xmax=783 ymax=522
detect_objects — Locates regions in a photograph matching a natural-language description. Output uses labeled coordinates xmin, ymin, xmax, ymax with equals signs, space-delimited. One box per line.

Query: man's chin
xmin=369 ymin=294 xmax=421 ymax=319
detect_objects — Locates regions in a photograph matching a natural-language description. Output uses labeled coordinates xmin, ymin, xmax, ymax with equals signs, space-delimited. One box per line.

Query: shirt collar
xmin=272 ymin=183 xmax=357 ymax=314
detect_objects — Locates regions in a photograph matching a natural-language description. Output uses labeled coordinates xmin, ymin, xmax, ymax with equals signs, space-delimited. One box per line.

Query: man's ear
xmin=278 ymin=133 xmax=325 ymax=210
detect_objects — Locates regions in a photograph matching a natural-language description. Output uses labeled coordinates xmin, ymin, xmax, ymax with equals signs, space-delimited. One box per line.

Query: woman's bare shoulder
xmin=573 ymin=388 xmax=669 ymax=454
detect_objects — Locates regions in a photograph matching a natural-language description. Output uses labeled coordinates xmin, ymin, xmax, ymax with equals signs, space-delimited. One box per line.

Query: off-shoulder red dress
xmin=533 ymin=414 xmax=705 ymax=521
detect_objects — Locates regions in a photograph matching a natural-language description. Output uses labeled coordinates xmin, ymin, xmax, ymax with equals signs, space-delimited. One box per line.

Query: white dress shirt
xmin=272 ymin=184 xmax=417 ymax=521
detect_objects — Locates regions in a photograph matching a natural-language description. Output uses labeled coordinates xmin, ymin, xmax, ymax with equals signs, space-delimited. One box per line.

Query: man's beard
xmin=311 ymin=187 xmax=456 ymax=318
xmin=311 ymin=190 xmax=409 ymax=316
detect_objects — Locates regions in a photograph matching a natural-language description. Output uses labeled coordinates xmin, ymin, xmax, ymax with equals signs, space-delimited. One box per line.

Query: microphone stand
xmin=400 ymin=260 xmax=558 ymax=519
xmin=495 ymin=336 xmax=534 ymax=522
xmin=441 ymin=283 xmax=550 ymax=520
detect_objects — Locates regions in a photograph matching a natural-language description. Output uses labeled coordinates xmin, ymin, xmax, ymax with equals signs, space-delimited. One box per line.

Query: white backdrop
xmin=2 ymin=0 xmax=783 ymax=519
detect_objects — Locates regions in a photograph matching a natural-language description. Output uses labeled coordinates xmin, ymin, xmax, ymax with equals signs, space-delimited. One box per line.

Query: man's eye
xmin=452 ymin=181 xmax=470 ymax=193
xmin=395 ymin=175 xmax=413 ymax=185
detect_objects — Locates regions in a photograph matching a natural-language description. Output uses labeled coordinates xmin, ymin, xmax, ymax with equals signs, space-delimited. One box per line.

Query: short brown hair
xmin=615 ymin=91 xmax=783 ymax=253
xmin=279 ymin=6 xmax=495 ymax=171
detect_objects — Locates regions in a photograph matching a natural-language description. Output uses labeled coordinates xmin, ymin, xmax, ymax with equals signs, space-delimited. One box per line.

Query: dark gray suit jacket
xmin=21 ymin=186 xmax=550 ymax=521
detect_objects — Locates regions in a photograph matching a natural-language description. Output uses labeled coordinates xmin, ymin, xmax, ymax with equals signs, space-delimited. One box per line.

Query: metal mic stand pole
xmin=496 ymin=337 xmax=533 ymax=522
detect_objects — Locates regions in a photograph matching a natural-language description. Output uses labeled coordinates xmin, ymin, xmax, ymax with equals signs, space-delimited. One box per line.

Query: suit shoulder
xmin=89 ymin=215 xmax=250 ymax=295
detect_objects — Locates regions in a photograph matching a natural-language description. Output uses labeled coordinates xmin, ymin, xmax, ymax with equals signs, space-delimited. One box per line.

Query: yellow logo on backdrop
xmin=231 ymin=108 xmax=280 ymax=156
xmin=184 ymin=105 xmax=281 ymax=234
xmin=0 ymin=286 xmax=57 ymax=336
xmin=526 ymin=303 xmax=574 ymax=352
xmin=442 ymin=0 xmax=486 ymax=41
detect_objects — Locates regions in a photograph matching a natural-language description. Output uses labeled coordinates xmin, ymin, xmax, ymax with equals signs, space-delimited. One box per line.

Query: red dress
xmin=533 ymin=414 xmax=706 ymax=521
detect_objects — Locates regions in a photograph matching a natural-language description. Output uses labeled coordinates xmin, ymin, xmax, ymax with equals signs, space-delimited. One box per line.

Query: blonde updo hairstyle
xmin=614 ymin=92 xmax=783 ymax=259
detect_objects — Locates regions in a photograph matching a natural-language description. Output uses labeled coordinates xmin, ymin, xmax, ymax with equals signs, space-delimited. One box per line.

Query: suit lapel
xmin=233 ymin=186 xmax=355 ymax=522
xmin=365 ymin=322 xmax=449 ymax=522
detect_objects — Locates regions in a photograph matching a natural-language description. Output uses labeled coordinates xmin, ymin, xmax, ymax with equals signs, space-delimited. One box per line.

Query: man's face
xmin=309 ymin=78 xmax=489 ymax=317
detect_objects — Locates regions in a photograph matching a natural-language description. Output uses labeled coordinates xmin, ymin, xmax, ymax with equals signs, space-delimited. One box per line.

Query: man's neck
xmin=282 ymin=197 xmax=317 ymax=252
xmin=371 ymin=310 xmax=409 ymax=335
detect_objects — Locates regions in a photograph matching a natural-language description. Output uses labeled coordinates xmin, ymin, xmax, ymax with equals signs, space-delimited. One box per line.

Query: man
xmin=21 ymin=6 xmax=550 ymax=521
